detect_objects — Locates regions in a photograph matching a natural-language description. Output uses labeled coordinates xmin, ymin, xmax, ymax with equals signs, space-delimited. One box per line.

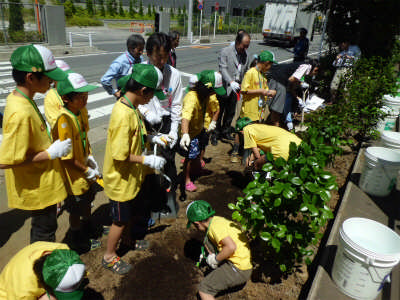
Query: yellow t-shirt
xmin=53 ymin=108 xmax=91 ymax=196
xmin=207 ymin=216 xmax=252 ymax=271
xmin=0 ymin=242 xmax=69 ymax=300
xmin=44 ymin=88 xmax=90 ymax=131
xmin=0 ymin=93 xmax=67 ymax=210
xmin=182 ymin=91 xmax=219 ymax=138
xmin=243 ymin=123 xmax=302 ymax=160
xmin=203 ymin=94 xmax=220 ymax=130
xmin=240 ymin=67 xmax=269 ymax=121
xmin=103 ymin=100 xmax=150 ymax=202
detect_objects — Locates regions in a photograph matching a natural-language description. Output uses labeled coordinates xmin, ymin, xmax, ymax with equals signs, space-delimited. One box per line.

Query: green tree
xmin=99 ymin=0 xmax=106 ymax=16
xmin=118 ymin=0 xmax=124 ymax=16
xmin=160 ymin=5 xmax=163 ymax=12
xmin=8 ymin=0 xmax=24 ymax=33
xmin=87 ymin=0 xmax=94 ymax=15
xmin=129 ymin=0 xmax=134 ymax=17
xmin=138 ymin=0 xmax=143 ymax=16
xmin=63 ymin=0 xmax=74 ymax=18
xmin=147 ymin=4 xmax=152 ymax=16
xmin=106 ymin=0 xmax=114 ymax=16
xmin=152 ymin=4 xmax=156 ymax=16
xmin=169 ymin=7 xmax=174 ymax=17
xmin=309 ymin=0 xmax=400 ymax=57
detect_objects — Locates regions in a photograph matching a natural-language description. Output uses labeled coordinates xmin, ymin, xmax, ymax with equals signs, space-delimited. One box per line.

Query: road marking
xmin=190 ymin=46 xmax=211 ymax=49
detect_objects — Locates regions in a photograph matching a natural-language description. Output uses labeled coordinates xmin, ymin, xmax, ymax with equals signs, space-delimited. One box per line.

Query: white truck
xmin=262 ymin=1 xmax=315 ymax=46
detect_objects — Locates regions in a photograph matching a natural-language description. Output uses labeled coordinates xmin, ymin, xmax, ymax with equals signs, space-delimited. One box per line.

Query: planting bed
xmin=81 ymin=141 xmax=357 ymax=300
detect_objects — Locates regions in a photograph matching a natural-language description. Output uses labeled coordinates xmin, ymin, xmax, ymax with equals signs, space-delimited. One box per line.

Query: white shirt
xmin=292 ymin=64 xmax=311 ymax=81
xmin=138 ymin=62 xmax=183 ymax=134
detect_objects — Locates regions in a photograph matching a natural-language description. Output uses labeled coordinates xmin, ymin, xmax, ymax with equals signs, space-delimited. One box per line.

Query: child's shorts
xmin=109 ymin=198 xmax=135 ymax=224
xmin=178 ymin=130 xmax=208 ymax=159
xmin=65 ymin=187 xmax=95 ymax=215
xmin=198 ymin=261 xmax=252 ymax=296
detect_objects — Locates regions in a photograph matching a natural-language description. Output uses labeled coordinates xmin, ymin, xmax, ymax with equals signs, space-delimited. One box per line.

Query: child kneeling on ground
xmin=53 ymin=72 xmax=102 ymax=252
xmin=180 ymin=70 xmax=225 ymax=192
xmin=186 ymin=200 xmax=253 ymax=300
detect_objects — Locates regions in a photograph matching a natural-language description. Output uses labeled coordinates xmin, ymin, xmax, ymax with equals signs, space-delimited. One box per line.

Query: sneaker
xmin=147 ymin=217 xmax=156 ymax=228
xmin=185 ymin=181 xmax=197 ymax=192
xmin=90 ymin=239 xmax=102 ymax=250
xmin=200 ymin=159 xmax=206 ymax=168
xmin=231 ymin=153 xmax=240 ymax=163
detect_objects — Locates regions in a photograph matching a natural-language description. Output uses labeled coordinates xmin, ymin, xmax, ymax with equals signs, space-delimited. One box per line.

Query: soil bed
xmin=82 ymin=141 xmax=357 ymax=300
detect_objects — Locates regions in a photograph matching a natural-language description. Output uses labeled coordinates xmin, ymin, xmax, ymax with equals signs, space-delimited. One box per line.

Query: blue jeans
xmin=283 ymin=92 xmax=294 ymax=124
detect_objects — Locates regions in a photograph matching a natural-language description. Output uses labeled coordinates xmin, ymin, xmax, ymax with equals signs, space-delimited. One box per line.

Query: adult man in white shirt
xmin=138 ymin=32 xmax=183 ymax=197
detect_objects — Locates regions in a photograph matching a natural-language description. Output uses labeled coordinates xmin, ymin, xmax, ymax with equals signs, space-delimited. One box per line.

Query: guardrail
xmin=68 ymin=32 xmax=95 ymax=48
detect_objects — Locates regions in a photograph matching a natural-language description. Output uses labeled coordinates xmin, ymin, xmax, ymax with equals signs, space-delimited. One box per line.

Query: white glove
xmin=143 ymin=155 xmax=166 ymax=171
xmin=85 ymin=167 xmax=97 ymax=181
xmin=46 ymin=139 xmax=72 ymax=159
xmin=301 ymin=82 xmax=309 ymax=89
xmin=87 ymin=155 xmax=99 ymax=173
xmin=206 ymin=253 xmax=219 ymax=269
xmin=180 ymin=133 xmax=191 ymax=151
xmin=230 ymin=81 xmax=240 ymax=92
xmin=208 ymin=120 xmax=217 ymax=132
xmin=148 ymin=134 xmax=168 ymax=148
xmin=145 ymin=110 xmax=161 ymax=125
xmin=166 ymin=131 xmax=178 ymax=149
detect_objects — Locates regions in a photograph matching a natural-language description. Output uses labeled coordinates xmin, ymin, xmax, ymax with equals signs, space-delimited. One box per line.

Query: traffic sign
xmin=215 ymin=2 xmax=219 ymax=11
xmin=198 ymin=3 xmax=203 ymax=10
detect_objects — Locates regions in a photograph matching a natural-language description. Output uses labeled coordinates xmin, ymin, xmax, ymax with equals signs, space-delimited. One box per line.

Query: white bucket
xmin=383 ymin=94 xmax=400 ymax=115
xmin=332 ymin=217 xmax=400 ymax=300
xmin=359 ymin=147 xmax=400 ymax=197
xmin=380 ymin=131 xmax=400 ymax=150
xmin=376 ymin=106 xmax=398 ymax=133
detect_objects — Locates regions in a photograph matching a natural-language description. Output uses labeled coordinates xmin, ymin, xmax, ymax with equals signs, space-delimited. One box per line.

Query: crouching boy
xmin=186 ymin=200 xmax=253 ymax=300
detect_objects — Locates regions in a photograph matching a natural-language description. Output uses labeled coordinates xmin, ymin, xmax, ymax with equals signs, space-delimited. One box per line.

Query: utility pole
xmin=188 ymin=0 xmax=193 ymax=42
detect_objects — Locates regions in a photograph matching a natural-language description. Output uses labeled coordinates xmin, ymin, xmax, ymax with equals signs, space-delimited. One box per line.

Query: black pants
xmin=30 ymin=204 xmax=57 ymax=243
xmin=216 ymin=91 xmax=237 ymax=135
xmin=144 ymin=115 xmax=178 ymax=192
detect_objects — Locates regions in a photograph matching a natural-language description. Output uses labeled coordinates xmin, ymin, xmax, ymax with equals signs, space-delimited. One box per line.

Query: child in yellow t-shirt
xmin=179 ymin=70 xmax=225 ymax=192
xmin=101 ymin=64 xmax=167 ymax=275
xmin=0 ymin=45 xmax=71 ymax=243
xmin=53 ymin=72 xmax=101 ymax=252
xmin=0 ymin=242 xmax=87 ymax=299
xmin=186 ymin=200 xmax=253 ymax=300
xmin=231 ymin=51 xmax=277 ymax=163
xmin=236 ymin=117 xmax=302 ymax=169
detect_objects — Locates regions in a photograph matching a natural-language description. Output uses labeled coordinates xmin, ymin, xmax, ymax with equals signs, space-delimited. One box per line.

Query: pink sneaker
xmin=180 ymin=158 xmax=185 ymax=164
xmin=185 ymin=181 xmax=197 ymax=192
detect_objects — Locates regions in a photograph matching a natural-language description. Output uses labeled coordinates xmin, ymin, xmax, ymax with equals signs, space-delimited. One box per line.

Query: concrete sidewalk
xmin=307 ymin=146 xmax=400 ymax=300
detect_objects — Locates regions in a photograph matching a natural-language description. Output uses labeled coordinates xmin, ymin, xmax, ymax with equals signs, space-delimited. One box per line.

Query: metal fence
xmin=0 ymin=2 xmax=45 ymax=45
xmin=170 ymin=14 xmax=264 ymax=40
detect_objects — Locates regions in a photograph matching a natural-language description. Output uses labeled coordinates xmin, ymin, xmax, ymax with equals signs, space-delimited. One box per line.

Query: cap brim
xmin=214 ymin=86 xmax=226 ymax=96
xmin=75 ymin=84 xmax=99 ymax=93
xmin=44 ymin=67 xmax=67 ymax=81
xmin=54 ymin=289 xmax=84 ymax=300
xmin=154 ymin=89 xmax=166 ymax=100
xmin=186 ymin=220 xmax=192 ymax=229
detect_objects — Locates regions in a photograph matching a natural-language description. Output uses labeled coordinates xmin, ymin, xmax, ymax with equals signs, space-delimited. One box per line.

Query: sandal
xmin=185 ymin=181 xmax=197 ymax=192
xmin=200 ymin=159 xmax=206 ymax=168
xmin=102 ymin=256 xmax=132 ymax=275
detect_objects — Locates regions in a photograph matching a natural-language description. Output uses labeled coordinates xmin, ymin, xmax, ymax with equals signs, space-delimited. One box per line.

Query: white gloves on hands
xmin=166 ymin=131 xmax=178 ymax=149
xmin=148 ymin=134 xmax=168 ymax=148
xmin=230 ymin=81 xmax=240 ymax=92
xmin=180 ymin=133 xmax=191 ymax=151
xmin=85 ymin=167 xmax=97 ymax=181
xmin=143 ymin=155 xmax=166 ymax=171
xmin=208 ymin=120 xmax=217 ymax=132
xmin=301 ymin=82 xmax=309 ymax=89
xmin=145 ymin=110 xmax=162 ymax=125
xmin=46 ymin=139 xmax=72 ymax=159
xmin=87 ymin=155 xmax=100 ymax=174
xmin=206 ymin=253 xmax=219 ymax=269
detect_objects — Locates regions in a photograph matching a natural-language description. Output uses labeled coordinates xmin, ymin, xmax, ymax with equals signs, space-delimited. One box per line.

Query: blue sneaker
xmin=148 ymin=218 xmax=156 ymax=228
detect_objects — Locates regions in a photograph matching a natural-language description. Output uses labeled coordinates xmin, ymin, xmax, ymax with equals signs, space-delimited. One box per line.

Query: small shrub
xmin=66 ymin=16 xmax=103 ymax=27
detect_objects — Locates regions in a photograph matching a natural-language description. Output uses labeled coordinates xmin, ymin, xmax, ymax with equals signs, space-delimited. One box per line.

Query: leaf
xmin=262 ymin=163 xmax=273 ymax=172
xmin=300 ymin=205 xmax=308 ymax=212
xmin=276 ymin=230 xmax=285 ymax=238
xmin=270 ymin=183 xmax=284 ymax=194
xmin=271 ymin=238 xmax=281 ymax=252
xmin=286 ymin=234 xmax=293 ymax=244
xmin=273 ymin=198 xmax=282 ymax=207
xmin=290 ymin=177 xmax=303 ymax=185
xmin=283 ymin=187 xmax=294 ymax=199
xmin=247 ymin=181 xmax=257 ymax=189
xmin=300 ymin=168 xmax=308 ymax=180
xmin=253 ymin=172 xmax=260 ymax=180
xmin=307 ymin=156 xmax=318 ymax=166
xmin=274 ymin=157 xmax=286 ymax=168
xmin=295 ymin=232 xmax=303 ymax=239
xmin=280 ymin=264 xmax=287 ymax=272
xmin=320 ymin=171 xmax=333 ymax=180
xmin=266 ymin=152 xmax=274 ymax=162
xmin=319 ymin=189 xmax=331 ymax=202
xmin=305 ymin=182 xmax=318 ymax=193
xmin=232 ymin=211 xmax=242 ymax=221
xmin=260 ymin=231 xmax=272 ymax=241
xmin=228 ymin=203 xmax=237 ymax=210
xmin=254 ymin=188 xmax=263 ymax=196
xmin=305 ymin=257 xmax=312 ymax=265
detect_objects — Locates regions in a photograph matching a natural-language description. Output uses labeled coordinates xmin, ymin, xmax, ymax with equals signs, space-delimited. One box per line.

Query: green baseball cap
xmin=186 ymin=200 xmax=216 ymax=228
xmin=57 ymin=72 xmax=98 ymax=96
xmin=197 ymin=70 xmax=226 ymax=96
xmin=259 ymin=50 xmax=277 ymax=64
xmin=42 ymin=249 xmax=86 ymax=300
xmin=117 ymin=64 xmax=165 ymax=99
xmin=235 ymin=117 xmax=252 ymax=131
xmin=10 ymin=44 xmax=67 ymax=81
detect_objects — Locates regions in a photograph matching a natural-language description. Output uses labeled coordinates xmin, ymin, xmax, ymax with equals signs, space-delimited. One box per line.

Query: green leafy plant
xmin=229 ymin=142 xmax=337 ymax=272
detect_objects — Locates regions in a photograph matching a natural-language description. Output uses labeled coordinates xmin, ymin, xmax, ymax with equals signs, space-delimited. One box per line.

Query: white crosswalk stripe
xmin=0 ymin=61 xmax=193 ymax=143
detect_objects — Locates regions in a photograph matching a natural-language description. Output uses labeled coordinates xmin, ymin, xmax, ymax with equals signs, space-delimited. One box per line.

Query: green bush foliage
xmin=8 ymin=0 xmax=24 ymax=33
xmin=229 ymin=143 xmax=337 ymax=272
xmin=66 ymin=16 xmax=103 ymax=27
xmin=7 ymin=30 xmax=44 ymax=43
